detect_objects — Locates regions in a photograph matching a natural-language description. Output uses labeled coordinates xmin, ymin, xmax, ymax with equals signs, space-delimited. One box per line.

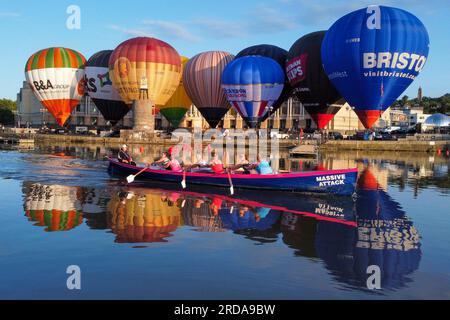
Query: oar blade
xmin=181 ymin=180 xmax=186 ymax=189
xmin=126 ymin=175 xmax=135 ymax=184
xmin=230 ymin=186 xmax=234 ymax=195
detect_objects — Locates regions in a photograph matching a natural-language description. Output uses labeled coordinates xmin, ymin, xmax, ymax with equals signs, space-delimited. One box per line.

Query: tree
xmin=393 ymin=93 xmax=450 ymax=115
xmin=0 ymin=108 xmax=14 ymax=125
xmin=401 ymin=95 xmax=409 ymax=106
xmin=0 ymin=98 xmax=16 ymax=111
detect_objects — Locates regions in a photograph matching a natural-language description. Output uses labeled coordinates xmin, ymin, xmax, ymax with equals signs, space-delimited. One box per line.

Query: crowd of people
xmin=117 ymin=144 xmax=273 ymax=175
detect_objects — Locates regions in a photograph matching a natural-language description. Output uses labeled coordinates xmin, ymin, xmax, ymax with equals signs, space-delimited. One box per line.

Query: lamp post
xmin=346 ymin=106 xmax=350 ymax=132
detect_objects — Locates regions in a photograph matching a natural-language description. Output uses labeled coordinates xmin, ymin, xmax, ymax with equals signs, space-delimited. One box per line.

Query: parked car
xmin=327 ymin=132 xmax=343 ymax=140
xmin=406 ymin=127 xmax=417 ymax=134
xmin=381 ymin=126 xmax=402 ymax=133
xmin=352 ymin=131 xmax=369 ymax=140
xmin=270 ymin=132 xmax=290 ymax=139
xmin=106 ymin=130 xmax=121 ymax=138
xmin=374 ymin=132 xmax=396 ymax=141
xmin=390 ymin=128 xmax=407 ymax=139
xmin=56 ymin=128 xmax=68 ymax=135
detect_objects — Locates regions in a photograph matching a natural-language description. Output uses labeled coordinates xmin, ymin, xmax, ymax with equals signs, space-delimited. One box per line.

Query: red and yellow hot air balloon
xmin=109 ymin=37 xmax=182 ymax=106
xmin=25 ymin=47 xmax=86 ymax=126
xmin=159 ymin=56 xmax=192 ymax=127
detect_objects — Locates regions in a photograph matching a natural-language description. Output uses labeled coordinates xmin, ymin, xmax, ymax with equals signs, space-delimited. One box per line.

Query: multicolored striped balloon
xmin=183 ymin=51 xmax=234 ymax=128
xmin=24 ymin=183 xmax=83 ymax=232
xmin=109 ymin=37 xmax=182 ymax=106
xmin=25 ymin=47 xmax=86 ymax=126
xmin=159 ymin=56 xmax=192 ymax=127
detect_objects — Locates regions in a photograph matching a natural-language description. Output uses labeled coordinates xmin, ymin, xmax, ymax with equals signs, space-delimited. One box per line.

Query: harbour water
xmin=0 ymin=144 xmax=449 ymax=299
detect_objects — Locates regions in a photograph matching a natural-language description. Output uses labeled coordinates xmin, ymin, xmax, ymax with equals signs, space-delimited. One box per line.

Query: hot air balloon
xmin=159 ymin=56 xmax=192 ymax=127
xmin=236 ymin=44 xmax=291 ymax=121
xmin=286 ymin=31 xmax=344 ymax=129
xmin=85 ymin=50 xmax=131 ymax=126
xmin=222 ymin=56 xmax=285 ymax=128
xmin=183 ymin=51 xmax=234 ymax=128
xmin=109 ymin=37 xmax=182 ymax=106
xmin=25 ymin=47 xmax=86 ymax=126
xmin=321 ymin=5 xmax=430 ymax=129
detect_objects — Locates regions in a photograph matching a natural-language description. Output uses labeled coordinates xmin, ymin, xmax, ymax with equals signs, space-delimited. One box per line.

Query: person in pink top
xmin=164 ymin=154 xmax=183 ymax=172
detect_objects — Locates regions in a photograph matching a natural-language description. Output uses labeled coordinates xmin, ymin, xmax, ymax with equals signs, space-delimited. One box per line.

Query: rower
xmin=164 ymin=154 xmax=183 ymax=172
xmin=153 ymin=151 xmax=170 ymax=168
xmin=228 ymin=154 xmax=251 ymax=174
xmin=246 ymin=155 xmax=273 ymax=174
xmin=118 ymin=144 xmax=136 ymax=165
xmin=209 ymin=150 xmax=224 ymax=174
xmin=187 ymin=153 xmax=209 ymax=172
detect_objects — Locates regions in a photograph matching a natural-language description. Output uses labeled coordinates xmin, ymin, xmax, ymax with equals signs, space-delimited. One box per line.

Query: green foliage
xmin=392 ymin=93 xmax=450 ymax=114
xmin=0 ymin=98 xmax=16 ymax=125
xmin=0 ymin=99 xmax=17 ymax=111
xmin=0 ymin=108 xmax=14 ymax=125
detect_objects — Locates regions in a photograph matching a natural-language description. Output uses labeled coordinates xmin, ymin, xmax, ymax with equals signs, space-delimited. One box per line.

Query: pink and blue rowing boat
xmin=107 ymin=158 xmax=358 ymax=196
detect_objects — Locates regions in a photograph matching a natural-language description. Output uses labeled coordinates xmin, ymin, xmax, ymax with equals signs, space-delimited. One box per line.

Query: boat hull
xmin=107 ymin=159 xmax=358 ymax=196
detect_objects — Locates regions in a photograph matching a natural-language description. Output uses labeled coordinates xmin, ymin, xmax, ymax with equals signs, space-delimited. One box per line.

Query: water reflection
xmin=280 ymin=168 xmax=421 ymax=290
xmin=107 ymin=191 xmax=181 ymax=243
xmin=21 ymin=161 xmax=424 ymax=291
xmin=23 ymin=183 xmax=83 ymax=232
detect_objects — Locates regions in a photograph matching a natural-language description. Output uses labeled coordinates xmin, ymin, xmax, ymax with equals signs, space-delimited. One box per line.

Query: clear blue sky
xmin=1 ymin=0 xmax=449 ymax=100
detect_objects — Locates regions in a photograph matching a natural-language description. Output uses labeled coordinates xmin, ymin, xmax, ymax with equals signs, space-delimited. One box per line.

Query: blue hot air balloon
xmin=221 ymin=56 xmax=285 ymax=128
xmin=236 ymin=45 xmax=292 ymax=121
xmin=321 ymin=5 xmax=430 ymax=128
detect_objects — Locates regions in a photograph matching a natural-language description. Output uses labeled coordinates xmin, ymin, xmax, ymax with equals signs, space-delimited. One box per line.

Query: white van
xmin=75 ymin=126 xmax=88 ymax=134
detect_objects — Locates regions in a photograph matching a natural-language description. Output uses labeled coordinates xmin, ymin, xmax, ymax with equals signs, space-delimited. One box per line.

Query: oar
xmin=227 ymin=169 xmax=234 ymax=195
xmin=126 ymin=166 xmax=148 ymax=184
xmin=181 ymin=170 xmax=187 ymax=189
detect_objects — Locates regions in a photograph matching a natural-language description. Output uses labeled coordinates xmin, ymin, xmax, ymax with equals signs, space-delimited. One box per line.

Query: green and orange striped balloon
xmin=25 ymin=47 xmax=86 ymax=126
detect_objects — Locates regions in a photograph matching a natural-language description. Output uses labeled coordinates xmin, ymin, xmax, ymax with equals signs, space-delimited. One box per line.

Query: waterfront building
xmin=421 ymin=113 xmax=450 ymax=132
xmin=19 ymin=80 xmax=431 ymax=133
xmin=180 ymin=98 xmax=368 ymax=133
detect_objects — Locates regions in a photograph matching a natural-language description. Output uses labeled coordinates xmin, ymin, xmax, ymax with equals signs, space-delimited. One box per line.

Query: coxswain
xmin=117 ymin=144 xmax=136 ymax=165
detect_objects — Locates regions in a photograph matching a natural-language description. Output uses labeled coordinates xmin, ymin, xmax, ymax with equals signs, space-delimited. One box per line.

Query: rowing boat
xmin=107 ymin=158 xmax=358 ymax=196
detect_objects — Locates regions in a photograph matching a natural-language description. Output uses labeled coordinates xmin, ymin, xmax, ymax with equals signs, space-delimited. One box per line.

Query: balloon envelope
xmin=24 ymin=183 xmax=83 ymax=232
xmin=25 ymin=47 xmax=86 ymax=126
xmin=236 ymin=44 xmax=291 ymax=121
xmin=159 ymin=56 xmax=191 ymax=127
xmin=183 ymin=51 xmax=234 ymax=128
xmin=287 ymin=31 xmax=344 ymax=129
xmin=321 ymin=5 xmax=429 ymax=128
xmin=85 ymin=50 xmax=131 ymax=126
xmin=222 ymin=56 xmax=285 ymax=128
xmin=109 ymin=37 xmax=182 ymax=106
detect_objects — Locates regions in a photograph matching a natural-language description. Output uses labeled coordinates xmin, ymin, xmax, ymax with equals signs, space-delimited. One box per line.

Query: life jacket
xmin=211 ymin=163 xmax=224 ymax=174
xmin=256 ymin=160 xmax=273 ymax=174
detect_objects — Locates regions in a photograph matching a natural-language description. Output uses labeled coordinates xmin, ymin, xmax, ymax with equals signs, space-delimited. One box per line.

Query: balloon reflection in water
xmin=107 ymin=191 xmax=181 ymax=243
xmin=282 ymin=167 xmax=422 ymax=289
xmin=24 ymin=183 xmax=83 ymax=232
